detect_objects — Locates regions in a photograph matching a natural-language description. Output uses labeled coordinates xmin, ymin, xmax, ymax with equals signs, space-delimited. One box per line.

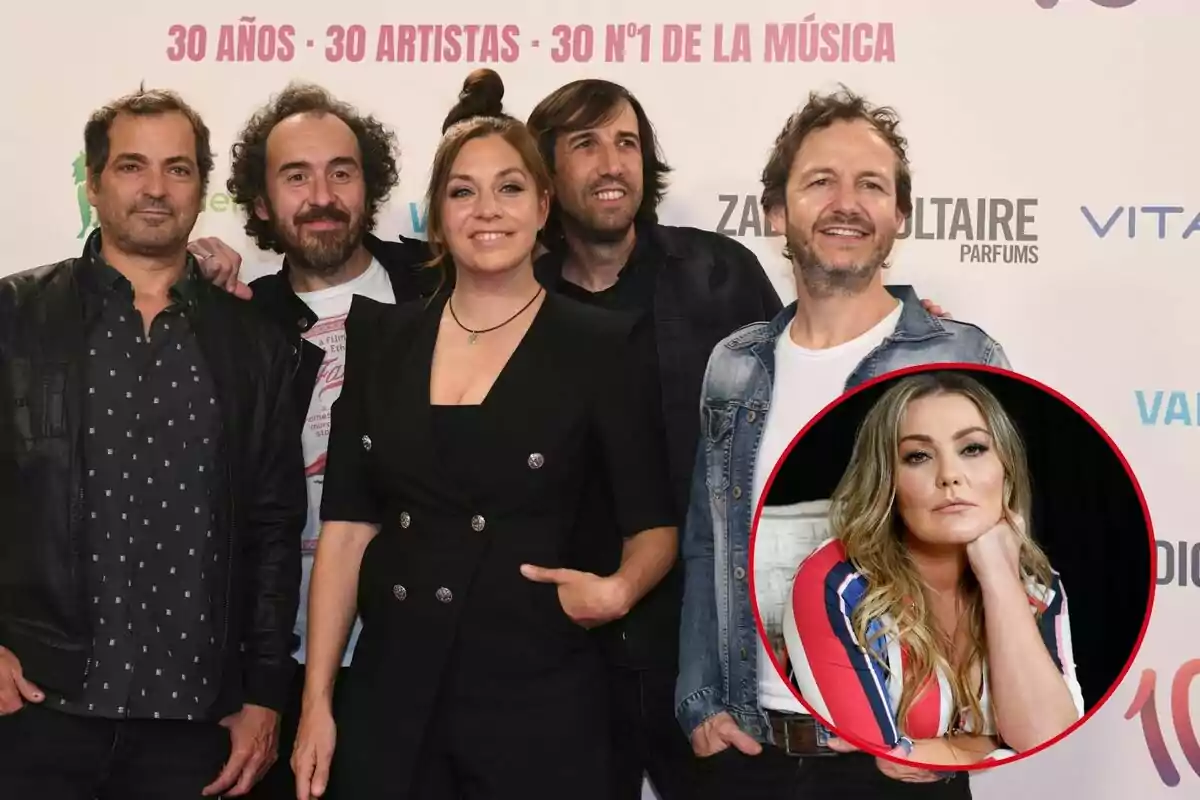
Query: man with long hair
xmin=524 ymin=78 xmax=784 ymax=799
xmin=676 ymin=87 xmax=1010 ymax=799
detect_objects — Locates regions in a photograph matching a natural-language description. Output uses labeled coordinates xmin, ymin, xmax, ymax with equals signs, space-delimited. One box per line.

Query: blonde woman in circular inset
xmin=782 ymin=371 xmax=1084 ymax=773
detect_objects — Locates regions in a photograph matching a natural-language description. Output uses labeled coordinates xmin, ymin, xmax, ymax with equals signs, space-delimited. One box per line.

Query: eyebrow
xmin=798 ymin=166 xmax=892 ymax=184
xmin=564 ymin=127 xmax=640 ymax=145
xmin=276 ymin=155 xmax=359 ymax=174
xmin=112 ymin=152 xmax=196 ymax=168
xmin=899 ymin=426 xmax=991 ymax=444
xmin=448 ymin=166 xmax=527 ymax=183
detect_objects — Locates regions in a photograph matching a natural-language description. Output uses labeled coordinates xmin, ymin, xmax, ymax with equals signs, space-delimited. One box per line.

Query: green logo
xmin=74 ymin=152 xmax=97 ymax=240
xmin=71 ymin=150 xmax=236 ymax=239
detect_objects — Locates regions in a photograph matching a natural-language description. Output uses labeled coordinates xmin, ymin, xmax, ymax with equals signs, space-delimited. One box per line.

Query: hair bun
xmin=442 ymin=69 xmax=506 ymax=132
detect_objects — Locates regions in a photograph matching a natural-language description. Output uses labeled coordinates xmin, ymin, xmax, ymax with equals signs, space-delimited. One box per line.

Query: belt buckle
xmin=780 ymin=717 xmax=797 ymax=757
xmin=814 ymin=720 xmax=830 ymax=748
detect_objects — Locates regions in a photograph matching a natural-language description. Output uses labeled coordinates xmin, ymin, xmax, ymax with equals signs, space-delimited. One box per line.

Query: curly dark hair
xmin=526 ymin=79 xmax=671 ymax=243
xmin=227 ymin=82 xmax=399 ymax=253
xmin=760 ymin=85 xmax=912 ymax=220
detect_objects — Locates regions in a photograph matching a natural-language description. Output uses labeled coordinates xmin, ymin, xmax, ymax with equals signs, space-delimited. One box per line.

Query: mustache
xmin=815 ymin=211 xmax=874 ymax=233
xmin=132 ymin=199 xmax=173 ymax=214
xmin=294 ymin=205 xmax=351 ymax=225
xmin=587 ymin=178 xmax=631 ymax=195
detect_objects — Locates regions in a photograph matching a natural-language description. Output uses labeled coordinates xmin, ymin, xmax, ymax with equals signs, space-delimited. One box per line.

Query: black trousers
xmin=0 ymin=701 xmax=230 ymax=800
xmin=245 ymin=662 xmax=352 ymax=800
xmin=693 ymin=748 xmax=973 ymax=800
xmin=608 ymin=663 xmax=700 ymax=800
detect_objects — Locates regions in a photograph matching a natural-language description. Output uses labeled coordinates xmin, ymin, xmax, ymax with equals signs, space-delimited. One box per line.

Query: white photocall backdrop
xmin=1 ymin=0 xmax=1197 ymax=797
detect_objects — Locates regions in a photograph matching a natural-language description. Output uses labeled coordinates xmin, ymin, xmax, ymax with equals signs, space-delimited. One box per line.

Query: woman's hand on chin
xmin=965 ymin=514 xmax=1024 ymax=584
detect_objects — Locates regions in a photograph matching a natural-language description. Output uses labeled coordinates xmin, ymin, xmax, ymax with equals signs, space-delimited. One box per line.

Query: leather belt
xmin=767 ymin=711 xmax=837 ymax=757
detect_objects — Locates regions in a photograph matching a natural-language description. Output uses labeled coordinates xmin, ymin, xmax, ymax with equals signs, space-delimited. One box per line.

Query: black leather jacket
xmin=0 ymin=233 xmax=307 ymax=716
xmin=247 ymin=233 xmax=436 ymax=424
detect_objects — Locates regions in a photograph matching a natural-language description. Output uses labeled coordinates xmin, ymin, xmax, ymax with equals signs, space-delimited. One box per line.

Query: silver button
xmin=747 ymin=410 xmax=757 ymax=423
xmin=527 ymin=452 xmax=544 ymax=469
xmin=392 ymin=584 xmax=407 ymax=601
xmin=470 ymin=515 xmax=486 ymax=532
xmin=734 ymin=566 xmax=746 ymax=580
xmin=399 ymin=512 xmax=411 ymax=529
xmin=361 ymin=435 xmax=372 ymax=451
xmin=435 ymin=587 xmax=453 ymax=603
xmin=732 ymin=486 xmax=742 ymax=499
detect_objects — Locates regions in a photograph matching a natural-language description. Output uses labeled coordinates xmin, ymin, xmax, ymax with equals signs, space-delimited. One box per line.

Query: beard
xmin=102 ymin=199 xmax=195 ymax=258
xmin=557 ymin=180 xmax=640 ymax=244
xmin=786 ymin=213 xmax=894 ymax=298
xmin=269 ymin=201 xmax=367 ymax=276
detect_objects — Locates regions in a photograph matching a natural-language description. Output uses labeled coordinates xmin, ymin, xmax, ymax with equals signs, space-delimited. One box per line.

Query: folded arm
xmin=908 ymin=734 xmax=1004 ymax=767
xmin=980 ymin=570 xmax=1083 ymax=751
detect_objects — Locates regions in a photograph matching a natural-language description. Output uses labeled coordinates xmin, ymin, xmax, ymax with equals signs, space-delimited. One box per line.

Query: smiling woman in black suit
xmin=287 ymin=68 xmax=677 ymax=800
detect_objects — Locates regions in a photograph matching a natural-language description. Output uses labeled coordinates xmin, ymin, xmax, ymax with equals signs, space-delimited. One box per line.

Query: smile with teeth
xmin=472 ymin=231 xmax=511 ymax=241
xmin=594 ymin=189 xmax=625 ymax=201
xmin=820 ymin=226 xmax=868 ymax=238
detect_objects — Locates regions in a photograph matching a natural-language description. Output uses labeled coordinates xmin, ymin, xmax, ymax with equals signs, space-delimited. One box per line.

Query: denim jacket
xmin=674 ymin=284 xmax=1010 ymax=742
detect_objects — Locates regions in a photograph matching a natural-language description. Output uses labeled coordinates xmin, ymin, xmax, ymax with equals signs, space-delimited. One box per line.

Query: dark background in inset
xmin=764 ymin=367 xmax=1151 ymax=713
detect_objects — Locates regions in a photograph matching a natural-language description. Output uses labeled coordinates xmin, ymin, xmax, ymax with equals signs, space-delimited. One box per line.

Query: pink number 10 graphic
xmin=1126 ymin=662 xmax=1200 ymax=786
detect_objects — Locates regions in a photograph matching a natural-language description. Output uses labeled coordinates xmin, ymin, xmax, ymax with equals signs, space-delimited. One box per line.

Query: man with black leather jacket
xmin=186 ymin=81 xmax=435 ymax=800
xmin=0 ymin=87 xmax=307 ymax=799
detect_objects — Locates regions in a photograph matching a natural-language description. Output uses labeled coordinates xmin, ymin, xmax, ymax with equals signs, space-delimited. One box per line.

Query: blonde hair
xmin=829 ymin=371 xmax=1053 ymax=735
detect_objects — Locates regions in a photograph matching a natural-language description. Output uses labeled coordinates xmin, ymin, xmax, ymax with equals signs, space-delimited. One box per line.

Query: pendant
xmin=467 ymin=332 xmax=478 ymax=345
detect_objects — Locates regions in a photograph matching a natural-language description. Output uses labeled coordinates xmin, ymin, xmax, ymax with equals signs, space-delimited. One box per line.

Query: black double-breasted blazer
xmin=319 ymin=288 xmax=675 ymax=795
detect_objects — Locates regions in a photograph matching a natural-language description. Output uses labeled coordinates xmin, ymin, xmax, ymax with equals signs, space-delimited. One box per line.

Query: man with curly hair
xmin=188 ymin=82 xmax=434 ymax=800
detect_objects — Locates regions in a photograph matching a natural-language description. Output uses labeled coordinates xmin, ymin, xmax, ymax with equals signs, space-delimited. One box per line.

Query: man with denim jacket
xmin=675 ymin=88 xmax=1009 ymax=798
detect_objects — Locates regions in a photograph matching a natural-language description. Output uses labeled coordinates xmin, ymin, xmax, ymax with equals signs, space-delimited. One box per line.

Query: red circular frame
xmin=747 ymin=361 xmax=1157 ymax=774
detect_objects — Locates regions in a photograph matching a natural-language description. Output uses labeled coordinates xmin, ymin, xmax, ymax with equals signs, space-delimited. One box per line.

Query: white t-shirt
xmin=752 ymin=300 xmax=903 ymax=713
xmin=294 ymin=258 xmax=396 ymax=665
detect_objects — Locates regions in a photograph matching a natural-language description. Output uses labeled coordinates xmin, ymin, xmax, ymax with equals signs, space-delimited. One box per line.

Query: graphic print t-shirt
xmin=294 ymin=258 xmax=395 ymax=665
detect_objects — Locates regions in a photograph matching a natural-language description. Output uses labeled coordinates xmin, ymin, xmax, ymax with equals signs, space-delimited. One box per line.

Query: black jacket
xmin=247 ymin=233 xmax=435 ymax=422
xmin=538 ymin=224 xmax=783 ymax=523
xmin=322 ymin=291 xmax=674 ymax=795
xmin=536 ymin=224 xmax=783 ymax=669
xmin=639 ymin=225 xmax=782 ymax=515
xmin=0 ymin=232 xmax=308 ymax=715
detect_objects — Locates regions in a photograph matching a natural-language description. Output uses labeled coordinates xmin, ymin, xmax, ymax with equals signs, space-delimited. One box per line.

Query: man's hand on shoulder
xmin=920 ymin=298 xmax=951 ymax=319
xmin=189 ymin=237 xmax=252 ymax=300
